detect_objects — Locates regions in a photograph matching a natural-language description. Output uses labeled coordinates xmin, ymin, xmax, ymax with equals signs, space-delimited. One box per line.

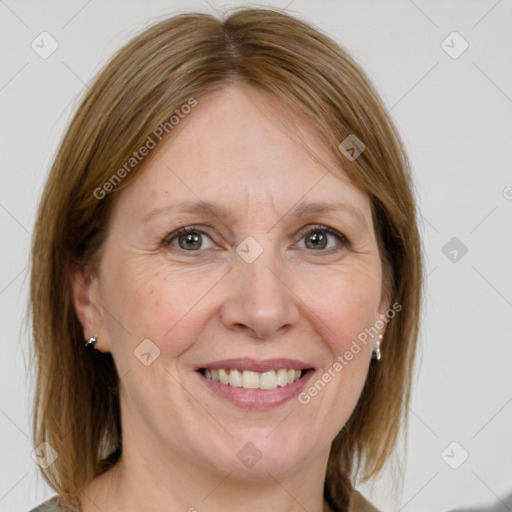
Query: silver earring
xmin=85 ymin=336 xmax=98 ymax=349
xmin=372 ymin=334 xmax=382 ymax=361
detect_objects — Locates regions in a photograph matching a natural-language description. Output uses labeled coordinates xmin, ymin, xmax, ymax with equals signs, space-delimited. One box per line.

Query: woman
xmin=29 ymin=7 xmax=422 ymax=512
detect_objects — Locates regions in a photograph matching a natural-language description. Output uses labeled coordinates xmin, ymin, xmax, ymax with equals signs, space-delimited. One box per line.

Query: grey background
xmin=1 ymin=0 xmax=511 ymax=511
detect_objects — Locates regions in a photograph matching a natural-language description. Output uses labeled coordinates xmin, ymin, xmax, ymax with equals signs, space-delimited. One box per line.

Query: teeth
xmin=203 ymin=368 xmax=304 ymax=390
xmin=219 ymin=368 xmax=229 ymax=385
xmin=242 ymin=371 xmax=260 ymax=389
xmin=260 ymin=371 xmax=277 ymax=390
xmin=229 ymin=369 xmax=243 ymax=387
xmin=276 ymin=368 xmax=288 ymax=387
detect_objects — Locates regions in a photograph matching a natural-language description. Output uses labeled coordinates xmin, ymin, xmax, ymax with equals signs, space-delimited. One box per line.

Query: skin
xmin=72 ymin=84 xmax=389 ymax=512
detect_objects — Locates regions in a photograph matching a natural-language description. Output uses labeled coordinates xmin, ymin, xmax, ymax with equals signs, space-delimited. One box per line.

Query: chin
xmin=200 ymin=430 xmax=317 ymax=480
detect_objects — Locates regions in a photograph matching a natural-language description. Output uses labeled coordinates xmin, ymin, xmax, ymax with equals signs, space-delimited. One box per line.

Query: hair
xmin=29 ymin=7 xmax=423 ymax=511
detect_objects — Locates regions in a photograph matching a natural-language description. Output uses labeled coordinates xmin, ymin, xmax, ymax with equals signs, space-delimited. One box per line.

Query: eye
xmin=163 ymin=224 xmax=349 ymax=254
xmin=296 ymin=225 xmax=349 ymax=251
xmin=163 ymin=226 xmax=214 ymax=251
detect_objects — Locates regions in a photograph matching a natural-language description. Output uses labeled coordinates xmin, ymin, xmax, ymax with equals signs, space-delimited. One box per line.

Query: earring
xmin=372 ymin=334 xmax=382 ymax=361
xmin=85 ymin=336 xmax=98 ymax=349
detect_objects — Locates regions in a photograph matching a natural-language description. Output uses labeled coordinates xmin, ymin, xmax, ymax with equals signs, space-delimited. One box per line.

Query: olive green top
xmin=29 ymin=489 xmax=379 ymax=512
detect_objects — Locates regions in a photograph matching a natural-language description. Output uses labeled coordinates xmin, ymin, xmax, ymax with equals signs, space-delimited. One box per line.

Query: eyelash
xmin=296 ymin=225 xmax=350 ymax=252
xmin=163 ymin=224 xmax=350 ymax=254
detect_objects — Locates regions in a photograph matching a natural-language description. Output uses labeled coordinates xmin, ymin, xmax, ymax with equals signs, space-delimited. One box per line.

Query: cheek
xmin=100 ymin=256 xmax=222 ymax=357
xmin=302 ymin=261 xmax=382 ymax=347
xmin=318 ymin=267 xmax=381 ymax=419
xmin=302 ymin=269 xmax=380 ymax=430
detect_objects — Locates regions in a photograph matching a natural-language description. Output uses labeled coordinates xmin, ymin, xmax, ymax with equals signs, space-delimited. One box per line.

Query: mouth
xmin=198 ymin=367 xmax=312 ymax=390
xmin=195 ymin=358 xmax=315 ymax=409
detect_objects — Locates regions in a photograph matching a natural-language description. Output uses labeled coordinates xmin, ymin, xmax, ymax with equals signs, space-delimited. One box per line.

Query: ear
xmin=376 ymin=259 xmax=395 ymax=344
xmin=377 ymin=297 xmax=391 ymax=323
xmin=70 ymin=264 xmax=111 ymax=353
xmin=375 ymin=294 xmax=392 ymax=349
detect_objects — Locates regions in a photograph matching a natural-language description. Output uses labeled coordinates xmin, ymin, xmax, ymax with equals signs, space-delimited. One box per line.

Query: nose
xmin=219 ymin=250 xmax=301 ymax=340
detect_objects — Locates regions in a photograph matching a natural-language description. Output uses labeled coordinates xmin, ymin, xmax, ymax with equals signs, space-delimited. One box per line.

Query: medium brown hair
xmin=30 ymin=7 xmax=423 ymax=510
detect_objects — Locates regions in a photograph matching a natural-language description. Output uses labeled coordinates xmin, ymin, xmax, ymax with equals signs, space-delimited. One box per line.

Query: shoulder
xmin=348 ymin=489 xmax=381 ymax=512
xmin=27 ymin=496 xmax=69 ymax=512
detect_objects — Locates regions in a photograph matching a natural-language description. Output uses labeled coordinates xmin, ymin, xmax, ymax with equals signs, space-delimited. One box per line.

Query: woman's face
xmin=74 ymin=84 xmax=389 ymax=479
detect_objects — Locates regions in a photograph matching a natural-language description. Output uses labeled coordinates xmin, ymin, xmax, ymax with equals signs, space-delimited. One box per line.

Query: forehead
xmin=111 ymin=84 xmax=372 ymax=226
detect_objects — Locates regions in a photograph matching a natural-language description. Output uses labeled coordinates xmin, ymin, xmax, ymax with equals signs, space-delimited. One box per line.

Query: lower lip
xmin=197 ymin=370 xmax=315 ymax=409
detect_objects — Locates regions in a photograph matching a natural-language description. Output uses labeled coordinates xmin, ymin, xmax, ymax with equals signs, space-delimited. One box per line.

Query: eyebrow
xmin=292 ymin=201 xmax=368 ymax=231
xmin=141 ymin=199 xmax=369 ymax=231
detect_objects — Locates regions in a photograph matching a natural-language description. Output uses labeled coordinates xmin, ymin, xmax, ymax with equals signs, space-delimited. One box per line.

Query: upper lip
xmin=197 ymin=358 xmax=314 ymax=373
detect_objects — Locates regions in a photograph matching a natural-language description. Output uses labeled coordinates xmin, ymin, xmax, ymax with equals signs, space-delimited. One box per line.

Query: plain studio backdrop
xmin=1 ymin=1 xmax=511 ymax=511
